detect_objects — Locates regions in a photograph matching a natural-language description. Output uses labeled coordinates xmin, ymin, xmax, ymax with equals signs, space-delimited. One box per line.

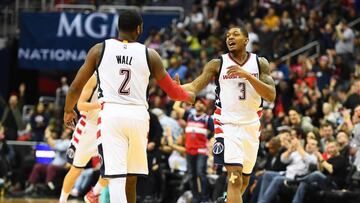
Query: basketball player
xmin=182 ymin=27 xmax=276 ymax=203
xmin=63 ymin=10 xmax=194 ymax=203
xmin=59 ymin=74 xmax=108 ymax=203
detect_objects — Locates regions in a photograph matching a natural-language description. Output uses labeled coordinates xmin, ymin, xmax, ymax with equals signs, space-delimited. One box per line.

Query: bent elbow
xmin=77 ymin=103 xmax=85 ymax=111
xmin=265 ymin=92 xmax=276 ymax=103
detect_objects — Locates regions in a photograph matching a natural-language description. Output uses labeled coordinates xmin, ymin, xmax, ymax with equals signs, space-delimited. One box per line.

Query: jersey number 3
xmin=238 ymin=82 xmax=246 ymax=100
xmin=118 ymin=69 xmax=131 ymax=95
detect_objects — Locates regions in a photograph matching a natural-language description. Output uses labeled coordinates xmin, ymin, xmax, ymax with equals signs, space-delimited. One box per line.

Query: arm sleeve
xmin=157 ymin=73 xmax=190 ymax=102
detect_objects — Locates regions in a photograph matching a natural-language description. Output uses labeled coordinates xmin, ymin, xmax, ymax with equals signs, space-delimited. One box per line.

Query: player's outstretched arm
xmin=183 ymin=59 xmax=220 ymax=94
xmin=147 ymin=48 xmax=195 ymax=104
xmin=77 ymin=74 xmax=101 ymax=112
xmin=227 ymin=57 xmax=276 ymax=102
xmin=64 ymin=43 xmax=102 ymax=129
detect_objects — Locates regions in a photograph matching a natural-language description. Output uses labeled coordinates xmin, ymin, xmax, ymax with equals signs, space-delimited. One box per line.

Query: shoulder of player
xmin=86 ymin=43 xmax=103 ymax=63
xmin=257 ymin=56 xmax=270 ymax=74
xmin=205 ymin=58 xmax=221 ymax=74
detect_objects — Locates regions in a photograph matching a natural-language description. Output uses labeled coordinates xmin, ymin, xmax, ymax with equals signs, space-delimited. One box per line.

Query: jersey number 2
xmin=239 ymin=82 xmax=246 ymax=100
xmin=118 ymin=69 xmax=131 ymax=95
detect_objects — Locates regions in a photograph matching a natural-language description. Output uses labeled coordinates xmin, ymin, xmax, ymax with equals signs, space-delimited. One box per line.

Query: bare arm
xmin=148 ymin=48 xmax=168 ymax=81
xmin=77 ymin=74 xmax=101 ymax=112
xmin=63 ymin=43 xmax=102 ymax=129
xmin=183 ymin=59 xmax=220 ymax=93
xmin=173 ymin=101 xmax=186 ymax=119
xmin=247 ymin=57 xmax=276 ymax=102
xmin=64 ymin=43 xmax=102 ymax=113
xmin=148 ymin=48 xmax=194 ymax=103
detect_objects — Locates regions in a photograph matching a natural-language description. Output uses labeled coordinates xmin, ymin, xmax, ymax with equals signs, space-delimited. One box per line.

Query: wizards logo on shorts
xmin=213 ymin=140 xmax=224 ymax=155
xmin=66 ymin=143 xmax=76 ymax=164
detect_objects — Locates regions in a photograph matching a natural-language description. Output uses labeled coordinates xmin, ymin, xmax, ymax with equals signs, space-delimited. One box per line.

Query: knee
xmin=227 ymin=171 xmax=243 ymax=188
xmin=272 ymin=177 xmax=284 ymax=185
xmin=69 ymin=166 xmax=82 ymax=176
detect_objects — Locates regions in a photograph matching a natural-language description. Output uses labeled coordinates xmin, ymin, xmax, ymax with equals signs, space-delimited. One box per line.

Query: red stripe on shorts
xmin=213 ymin=119 xmax=222 ymax=126
xmin=215 ymin=127 xmax=223 ymax=134
xmin=97 ymin=130 xmax=101 ymax=139
xmin=74 ymin=136 xmax=79 ymax=143
xmin=97 ymin=117 xmax=101 ymax=125
xmin=76 ymin=128 xmax=82 ymax=135
xmin=80 ymin=119 xmax=86 ymax=127
xmin=214 ymin=108 xmax=221 ymax=115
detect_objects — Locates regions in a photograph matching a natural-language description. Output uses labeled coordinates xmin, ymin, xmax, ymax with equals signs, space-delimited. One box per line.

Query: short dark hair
xmin=238 ymin=26 xmax=249 ymax=38
xmin=118 ymin=10 xmax=143 ymax=32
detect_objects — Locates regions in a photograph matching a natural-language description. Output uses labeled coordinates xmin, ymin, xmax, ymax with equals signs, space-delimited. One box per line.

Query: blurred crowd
xmin=1 ymin=0 xmax=360 ymax=202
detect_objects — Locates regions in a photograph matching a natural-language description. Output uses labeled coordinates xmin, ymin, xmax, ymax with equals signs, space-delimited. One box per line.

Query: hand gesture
xmin=64 ymin=110 xmax=77 ymax=130
xmin=226 ymin=65 xmax=250 ymax=79
xmin=174 ymin=74 xmax=196 ymax=104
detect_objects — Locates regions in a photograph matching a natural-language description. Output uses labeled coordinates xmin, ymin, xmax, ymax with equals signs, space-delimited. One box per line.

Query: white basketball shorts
xmin=67 ymin=116 xmax=98 ymax=168
xmin=97 ymin=103 xmax=150 ymax=178
xmin=213 ymin=120 xmax=261 ymax=175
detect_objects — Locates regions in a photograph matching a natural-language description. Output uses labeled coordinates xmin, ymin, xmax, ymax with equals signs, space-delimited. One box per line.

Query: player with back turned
xmin=63 ymin=10 xmax=194 ymax=203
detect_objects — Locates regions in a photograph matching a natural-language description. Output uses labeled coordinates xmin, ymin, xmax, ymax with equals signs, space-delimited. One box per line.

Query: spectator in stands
xmin=25 ymin=126 xmax=71 ymax=194
xmin=0 ymin=84 xmax=26 ymax=140
xmin=258 ymin=137 xmax=318 ymax=203
xmin=344 ymin=80 xmax=360 ymax=110
xmin=167 ymin=56 xmax=188 ymax=82
xmin=288 ymin=107 xmax=315 ymax=135
xmin=173 ymin=98 xmax=214 ymax=203
xmin=263 ymin=7 xmax=280 ymax=31
xmin=322 ymin=102 xmax=339 ymax=126
xmin=245 ymin=22 xmax=259 ymax=52
xmin=336 ymin=131 xmax=350 ymax=159
xmin=335 ymin=19 xmax=355 ymax=56
xmin=55 ymin=77 xmax=69 ymax=110
xmin=30 ymin=102 xmax=49 ymax=142
xmin=319 ymin=122 xmax=335 ymax=152
xmin=151 ymin=108 xmax=183 ymax=140
xmin=248 ymin=136 xmax=287 ymax=203
xmin=291 ymin=141 xmax=349 ymax=203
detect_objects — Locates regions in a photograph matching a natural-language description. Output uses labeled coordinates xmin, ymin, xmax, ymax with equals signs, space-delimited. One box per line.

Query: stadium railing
xmin=279 ymin=16 xmax=360 ymax=63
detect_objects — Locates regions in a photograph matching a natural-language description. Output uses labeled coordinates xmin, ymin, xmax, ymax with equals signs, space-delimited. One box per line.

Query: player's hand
xmin=174 ymin=74 xmax=181 ymax=85
xmin=186 ymin=90 xmax=196 ymax=105
xmin=227 ymin=65 xmax=250 ymax=79
xmin=64 ymin=110 xmax=77 ymax=130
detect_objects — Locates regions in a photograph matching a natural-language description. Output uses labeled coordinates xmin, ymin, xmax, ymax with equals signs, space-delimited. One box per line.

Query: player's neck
xmin=118 ymin=33 xmax=137 ymax=42
xmin=230 ymin=51 xmax=248 ymax=64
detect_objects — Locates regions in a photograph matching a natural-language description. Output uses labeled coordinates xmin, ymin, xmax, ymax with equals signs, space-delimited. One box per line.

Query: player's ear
xmin=244 ymin=38 xmax=249 ymax=46
xmin=136 ymin=24 xmax=142 ymax=35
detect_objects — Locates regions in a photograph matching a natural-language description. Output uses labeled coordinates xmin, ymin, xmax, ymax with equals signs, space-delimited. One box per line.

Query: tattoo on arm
xmin=259 ymin=57 xmax=275 ymax=88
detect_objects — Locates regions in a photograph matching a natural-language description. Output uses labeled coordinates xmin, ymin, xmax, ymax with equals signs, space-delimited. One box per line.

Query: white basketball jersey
xmin=80 ymin=87 xmax=99 ymax=123
xmin=214 ymin=53 xmax=262 ymax=125
xmin=97 ymin=39 xmax=150 ymax=108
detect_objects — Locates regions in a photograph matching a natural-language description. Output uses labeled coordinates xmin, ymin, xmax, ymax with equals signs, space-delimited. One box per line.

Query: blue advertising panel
xmin=18 ymin=12 xmax=178 ymax=71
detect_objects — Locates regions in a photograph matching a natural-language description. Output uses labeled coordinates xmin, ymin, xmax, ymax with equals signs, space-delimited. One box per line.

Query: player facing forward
xmin=183 ymin=27 xmax=276 ymax=203
xmin=64 ymin=10 xmax=194 ymax=203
